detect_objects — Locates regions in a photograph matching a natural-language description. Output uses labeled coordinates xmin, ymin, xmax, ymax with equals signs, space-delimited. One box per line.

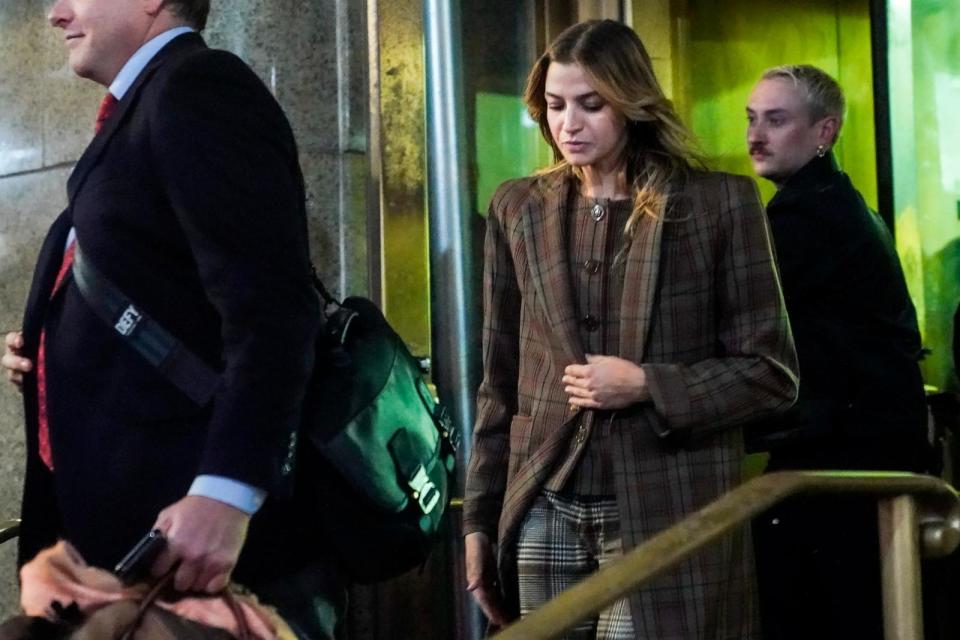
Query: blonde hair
xmin=762 ymin=64 xmax=845 ymax=139
xmin=524 ymin=20 xmax=703 ymax=240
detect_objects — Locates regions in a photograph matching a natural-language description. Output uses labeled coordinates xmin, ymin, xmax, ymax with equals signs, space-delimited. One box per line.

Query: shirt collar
xmin=109 ymin=26 xmax=195 ymax=100
xmin=768 ymin=152 xmax=842 ymax=210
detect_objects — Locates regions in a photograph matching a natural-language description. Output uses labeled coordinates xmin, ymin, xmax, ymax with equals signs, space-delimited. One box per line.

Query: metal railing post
xmin=878 ymin=495 xmax=924 ymax=640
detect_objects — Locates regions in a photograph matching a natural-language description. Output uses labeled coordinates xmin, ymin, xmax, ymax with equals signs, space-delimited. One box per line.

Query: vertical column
xmin=205 ymin=0 xmax=372 ymax=302
xmin=878 ymin=495 xmax=924 ymax=640
xmin=423 ymin=3 xmax=484 ymax=638
xmin=367 ymin=0 xmax=431 ymax=355
xmin=352 ymin=3 xmax=460 ymax=639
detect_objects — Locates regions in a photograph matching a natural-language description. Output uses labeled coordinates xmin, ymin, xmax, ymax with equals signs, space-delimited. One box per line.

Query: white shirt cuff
xmin=188 ymin=475 xmax=267 ymax=515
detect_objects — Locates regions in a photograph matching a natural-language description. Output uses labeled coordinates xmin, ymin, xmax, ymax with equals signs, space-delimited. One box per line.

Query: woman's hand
xmin=465 ymin=531 xmax=510 ymax=628
xmin=2 ymin=331 xmax=32 ymax=391
xmin=563 ymin=354 xmax=650 ymax=410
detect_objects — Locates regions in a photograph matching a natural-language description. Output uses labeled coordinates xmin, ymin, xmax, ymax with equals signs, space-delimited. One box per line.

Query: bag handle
xmin=118 ymin=570 xmax=254 ymax=640
xmin=119 ymin=570 xmax=174 ymax=640
xmin=221 ymin=590 xmax=253 ymax=640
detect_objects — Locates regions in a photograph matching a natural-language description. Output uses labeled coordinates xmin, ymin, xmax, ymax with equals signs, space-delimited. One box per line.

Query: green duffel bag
xmin=71 ymin=242 xmax=455 ymax=584
xmin=302 ymin=293 xmax=458 ymax=583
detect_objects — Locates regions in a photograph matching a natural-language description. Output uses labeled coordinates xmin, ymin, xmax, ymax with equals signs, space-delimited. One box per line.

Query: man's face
xmin=746 ymin=78 xmax=832 ymax=187
xmin=48 ymin=0 xmax=154 ymax=87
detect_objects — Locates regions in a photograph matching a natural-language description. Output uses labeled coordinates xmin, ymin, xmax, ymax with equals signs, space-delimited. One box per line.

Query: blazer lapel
xmin=522 ymin=174 xmax=585 ymax=366
xmin=67 ymin=33 xmax=206 ymax=201
xmin=618 ymin=207 xmax=664 ymax=363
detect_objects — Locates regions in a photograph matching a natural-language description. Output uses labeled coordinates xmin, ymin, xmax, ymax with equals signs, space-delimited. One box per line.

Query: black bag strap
xmin=71 ymin=242 xmax=221 ymax=406
xmin=311 ymin=266 xmax=337 ymax=307
xmin=71 ymin=241 xmax=356 ymax=407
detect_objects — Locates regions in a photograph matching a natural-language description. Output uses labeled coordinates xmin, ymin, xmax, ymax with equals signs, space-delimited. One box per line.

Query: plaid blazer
xmin=463 ymin=169 xmax=798 ymax=639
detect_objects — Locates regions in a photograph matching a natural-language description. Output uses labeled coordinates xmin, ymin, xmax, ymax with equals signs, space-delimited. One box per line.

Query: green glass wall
xmin=462 ymin=2 xmax=542 ymax=215
xmin=889 ymin=0 xmax=960 ymax=391
xmin=670 ymin=0 xmax=876 ymax=208
xmin=474 ymin=92 xmax=552 ymax=213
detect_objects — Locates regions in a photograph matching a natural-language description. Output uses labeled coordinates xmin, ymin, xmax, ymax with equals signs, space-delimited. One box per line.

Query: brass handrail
xmin=494 ymin=471 xmax=960 ymax=640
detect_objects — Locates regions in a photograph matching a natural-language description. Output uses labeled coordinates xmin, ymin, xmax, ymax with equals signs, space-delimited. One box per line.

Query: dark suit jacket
xmin=749 ymin=153 xmax=928 ymax=472
xmin=18 ymin=33 xmax=320 ymax=582
xmin=463 ymin=169 xmax=798 ymax=639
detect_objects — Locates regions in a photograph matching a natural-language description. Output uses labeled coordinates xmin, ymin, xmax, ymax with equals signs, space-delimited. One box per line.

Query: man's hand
xmin=563 ymin=354 xmax=650 ymax=410
xmin=150 ymin=495 xmax=250 ymax=593
xmin=2 ymin=331 xmax=32 ymax=391
xmin=465 ymin=531 xmax=510 ymax=628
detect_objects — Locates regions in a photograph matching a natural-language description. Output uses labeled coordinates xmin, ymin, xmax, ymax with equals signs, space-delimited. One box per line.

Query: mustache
xmin=749 ymin=144 xmax=769 ymax=156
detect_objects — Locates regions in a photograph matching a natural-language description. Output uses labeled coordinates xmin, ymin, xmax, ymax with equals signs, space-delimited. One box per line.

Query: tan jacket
xmin=463 ymin=169 xmax=798 ymax=639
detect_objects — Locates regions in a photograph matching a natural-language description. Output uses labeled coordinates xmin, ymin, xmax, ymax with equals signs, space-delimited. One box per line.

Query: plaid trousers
xmin=516 ymin=492 xmax=634 ymax=639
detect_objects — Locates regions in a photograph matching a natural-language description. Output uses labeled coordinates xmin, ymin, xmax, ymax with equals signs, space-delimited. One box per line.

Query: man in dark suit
xmin=745 ymin=65 xmax=929 ymax=640
xmin=2 ymin=0 xmax=339 ymax=636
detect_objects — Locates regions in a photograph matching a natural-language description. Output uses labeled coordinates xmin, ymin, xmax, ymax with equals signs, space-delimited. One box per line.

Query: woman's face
xmin=544 ymin=62 xmax=627 ymax=174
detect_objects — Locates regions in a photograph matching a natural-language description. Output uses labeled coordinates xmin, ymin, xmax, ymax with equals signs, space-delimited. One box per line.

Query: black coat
xmin=18 ymin=33 xmax=321 ymax=580
xmin=749 ymin=153 xmax=929 ymax=471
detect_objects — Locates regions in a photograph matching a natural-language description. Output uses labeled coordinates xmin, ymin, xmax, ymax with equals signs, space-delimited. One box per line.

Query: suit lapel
xmin=522 ymin=174 xmax=585 ymax=366
xmin=67 ymin=33 xmax=205 ymax=201
xmin=618 ymin=204 xmax=664 ymax=364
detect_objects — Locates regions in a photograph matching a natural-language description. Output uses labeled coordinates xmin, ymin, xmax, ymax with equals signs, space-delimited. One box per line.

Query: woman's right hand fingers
xmin=464 ymin=531 xmax=493 ymax=590
xmin=2 ymin=331 xmax=31 ymax=389
xmin=465 ymin=532 xmax=510 ymax=627
xmin=470 ymin=583 xmax=510 ymax=628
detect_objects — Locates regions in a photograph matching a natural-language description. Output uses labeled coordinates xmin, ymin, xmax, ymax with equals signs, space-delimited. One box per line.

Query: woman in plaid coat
xmin=463 ymin=20 xmax=799 ymax=640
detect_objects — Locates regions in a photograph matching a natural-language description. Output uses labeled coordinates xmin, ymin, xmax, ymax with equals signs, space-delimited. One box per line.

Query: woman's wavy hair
xmin=524 ymin=20 xmax=703 ymax=238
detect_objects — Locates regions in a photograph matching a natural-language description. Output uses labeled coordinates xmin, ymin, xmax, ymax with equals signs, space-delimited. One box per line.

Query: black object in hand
xmin=114 ymin=528 xmax=165 ymax=584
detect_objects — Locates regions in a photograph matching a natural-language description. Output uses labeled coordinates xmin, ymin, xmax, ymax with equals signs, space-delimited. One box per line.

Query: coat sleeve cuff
xmin=462 ymin=498 xmax=502 ymax=540
xmin=643 ymin=363 xmax=692 ymax=439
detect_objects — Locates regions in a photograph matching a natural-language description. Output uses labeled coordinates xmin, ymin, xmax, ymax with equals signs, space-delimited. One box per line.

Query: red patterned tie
xmin=36 ymin=241 xmax=76 ymax=470
xmin=37 ymin=94 xmax=118 ymax=468
xmin=94 ymin=92 xmax=119 ymax=134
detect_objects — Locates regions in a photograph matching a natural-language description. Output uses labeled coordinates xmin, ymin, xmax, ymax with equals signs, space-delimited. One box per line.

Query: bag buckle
xmin=408 ymin=465 xmax=440 ymax=514
xmin=114 ymin=305 xmax=143 ymax=337
xmin=437 ymin=405 xmax=459 ymax=452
